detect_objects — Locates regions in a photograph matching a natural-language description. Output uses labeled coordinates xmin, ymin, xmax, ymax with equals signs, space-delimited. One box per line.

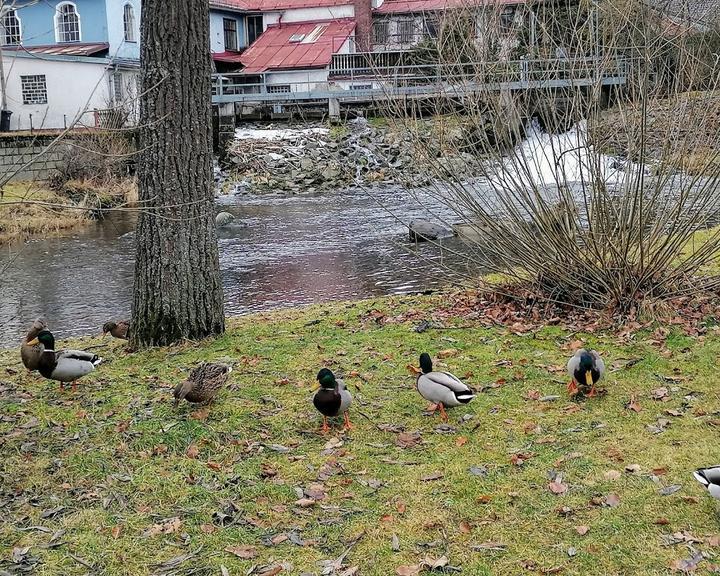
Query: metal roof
xmin=210 ymin=0 xmax=351 ymax=11
xmin=2 ymin=42 xmax=110 ymax=56
xmin=375 ymin=0 xmax=525 ymax=13
xmin=239 ymin=19 xmax=356 ymax=73
xmin=213 ymin=50 xmax=246 ymax=63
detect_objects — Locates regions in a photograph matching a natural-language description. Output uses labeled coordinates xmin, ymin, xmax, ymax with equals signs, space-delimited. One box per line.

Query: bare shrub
xmin=377 ymin=0 xmax=720 ymax=313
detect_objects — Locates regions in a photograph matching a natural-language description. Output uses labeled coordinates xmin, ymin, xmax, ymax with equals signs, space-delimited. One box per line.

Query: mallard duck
xmin=416 ymin=353 xmax=475 ymax=421
xmin=313 ymin=368 xmax=352 ymax=433
xmin=102 ymin=320 xmax=129 ymax=340
xmin=694 ymin=466 xmax=720 ymax=500
xmin=26 ymin=330 xmax=102 ymax=391
xmin=173 ymin=362 xmax=232 ymax=408
xmin=21 ymin=317 xmax=48 ymax=372
xmin=567 ymin=348 xmax=605 ymax=397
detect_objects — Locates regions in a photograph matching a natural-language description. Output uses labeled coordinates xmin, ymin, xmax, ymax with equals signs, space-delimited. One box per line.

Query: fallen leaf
xmin=224 ymin=545 xmax=257 ymax=559
xmin=471 ymin=542 xmax=507 ymax=551
xmin=144 ymin=517 xmax=182 ymax=537
xmin=604 ymin=493 xmax=621 ymax=507
xmin=396 ymin=432 xmax=421 ymax=449
xmin=459 ymin=521 xmax=472 ymax=534
xmin=525 ymin=389 xmax=541 ymax=400
xmin=604 ymin=470 xmax=622 ymax=481
xmin=207 ymin=461 xmax=222 ymax=471
xmin=200 ymin=524 xmax=217 ymax=534
xmin=111 ymin=526 xmax=121 ymax=539
xmin=190 ymin=407 xmax=210 ymax=421
xmin=575 ymin=526 xmax=590 ymax=535
xmin=396 ymin=501 xmax=406 ymax=514
xmin=396 ymin=565 xmax=422 ymax=576
xmin=627 ymin=396 xmax=642 ymax=412
xmin=392 ymin=533 xmax=400 ymax=552
xmin=549 ymin=475 xmax=568 ymax=495
xmin=654 ymin=518 xmax=671 ymax=525
xmin=659 ymin=485 xmax=682 ymax=496
xmin=437 ymin=349 xmax=458 ymax=358
xmin=651 ymin=387 xmax=670 ymax=401
xmin=455 ymin=436 xmax=468 ymax=447
xmin=406 ymin=364 xmax=422 ymax=375
xmin=185 ymin=444 xmax=199 ymax=459
xmin=625 ymin=464 xmax=642 ymax=474
xmin=294 ymin=498 xmax=316 ymax=507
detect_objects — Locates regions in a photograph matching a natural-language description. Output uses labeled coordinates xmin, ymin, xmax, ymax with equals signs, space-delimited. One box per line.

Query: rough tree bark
xmin=131 ymin=0 xmax=225 ymax=347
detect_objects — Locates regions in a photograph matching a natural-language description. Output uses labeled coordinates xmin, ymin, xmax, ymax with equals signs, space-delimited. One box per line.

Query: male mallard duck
xmin=567 ymin=348 xmax=605 ymax=397
xmin=26 ymin=330 xmax=102 ymax=391
xmin=313 ymin=368 xmax=352 ymax=433
xmin=694 ymin=466 xmax=720 ymax=500
xmin=416 ymin=353 xmax=475 ymax=421
xmin=102 ymin=320 xmax=129 ymax=340
xmin=21 ymin=317 xmax=48 ymax=372
xmin=173 ymin=362 xmax=232 ymax=408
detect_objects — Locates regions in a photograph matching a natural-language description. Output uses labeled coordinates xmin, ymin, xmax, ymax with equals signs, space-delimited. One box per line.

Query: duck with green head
xmin=313 ymin=368 xmax=353 ymax=433
xmin=566 ymin=348 xmax=605 ymax=397
xmin=416 ymin=352 xmax=475 ymax=421
xmin=26 ymin=330 xmax=102 ymax=392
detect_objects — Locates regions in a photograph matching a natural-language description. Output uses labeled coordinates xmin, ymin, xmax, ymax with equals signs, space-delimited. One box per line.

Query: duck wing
xmin=696 ymin=466 xmax=720 ymax=485
xmin=590 ymin=350 xmax=605 ymax=379
xmin=52 ymin=350 xmax=101 ymax=381
xmin=338 ymin=379 xmax=352 ymax=413
xmin=567 ymin=350 xmax=582 ymax=378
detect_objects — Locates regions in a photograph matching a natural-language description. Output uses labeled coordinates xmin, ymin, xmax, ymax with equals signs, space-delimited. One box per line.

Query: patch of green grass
xmin=1 ymin=295 xmax=720 ymax=575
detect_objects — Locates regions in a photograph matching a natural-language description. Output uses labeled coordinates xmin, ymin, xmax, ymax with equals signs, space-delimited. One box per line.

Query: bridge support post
xmin=217 ymin=102 xmax=236 ymax=161
xmin=328 ymin=98 xmax=340 ymax=122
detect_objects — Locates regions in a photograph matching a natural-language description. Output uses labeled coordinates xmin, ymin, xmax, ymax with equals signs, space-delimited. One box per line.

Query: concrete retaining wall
xmin=0 ymin=134 xmax=71 ymax=182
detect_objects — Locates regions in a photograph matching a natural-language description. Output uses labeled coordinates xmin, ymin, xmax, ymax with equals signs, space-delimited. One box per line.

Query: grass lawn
xmin=1 ymin=293 xmax=719 ymax=575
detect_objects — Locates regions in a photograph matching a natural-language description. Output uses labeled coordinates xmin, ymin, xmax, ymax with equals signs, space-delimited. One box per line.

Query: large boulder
xmin=216 ymin=211 xmax=235 ymax=227
xmin=408 ymin=219 xmax=452 ymax=242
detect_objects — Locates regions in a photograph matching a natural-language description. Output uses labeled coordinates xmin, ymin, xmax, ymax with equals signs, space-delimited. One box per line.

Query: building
xmin=0 ymin=0 xmax=141 ymax=130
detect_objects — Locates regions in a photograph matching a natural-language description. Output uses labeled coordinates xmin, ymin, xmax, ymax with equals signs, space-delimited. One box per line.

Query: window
xmin=223 ymin=18 xmax=238 ymax=51
xmin=397 ymin=19 xmax=414 ymax=44
xmin=111 ymin=72 xmax=123 ymax=103
xmin=21 ymin=75 xmax=48 ymax=105
xmin=424 ymin=17 xmax=437 ymax=39
xmin=267 ymin=84 xmax=291 ymax=93
xmin=301 ymin=24 xmax=327 ymax=44
xmin=372 ymin=20 xmax=389 ymax=44
xmin=247 ymin=15 xmax=263 ymax=45
xmin=499 ymin=7 xmax=515 ymax=33
xmin=1 ymin=9 xmax=21 ymax=45
xmin=123 ymin=4 xmax=136 ymax=42
xmin=56 ymin=2 xmax=81 ymax=43
xmin=350 ymin=84 xmax=372 ymax=90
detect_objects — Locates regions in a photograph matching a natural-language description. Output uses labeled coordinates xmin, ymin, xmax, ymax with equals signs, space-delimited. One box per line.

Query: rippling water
xmin=0 ymin=185 xmax=478 ymax=347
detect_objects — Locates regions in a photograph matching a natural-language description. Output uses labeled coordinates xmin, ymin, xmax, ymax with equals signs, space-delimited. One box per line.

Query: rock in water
xmin=409 ymin=219 xmax=452 ymax=242
xmin=216 ymin=212 xmax=235 ymax=227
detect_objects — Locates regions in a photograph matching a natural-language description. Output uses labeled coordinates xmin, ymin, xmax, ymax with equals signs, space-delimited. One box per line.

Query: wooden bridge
xmin=211 ymin=53 xmax=629 ymax=106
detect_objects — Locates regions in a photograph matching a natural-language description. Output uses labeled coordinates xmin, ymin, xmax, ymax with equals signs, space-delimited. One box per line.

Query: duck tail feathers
xmin=694 ymin=470 xmax=709 ymax=486
xmin=455 ymin=392 xmax=476 ymax=404
xmin=92 ymin=356 xmax=103 ymax=367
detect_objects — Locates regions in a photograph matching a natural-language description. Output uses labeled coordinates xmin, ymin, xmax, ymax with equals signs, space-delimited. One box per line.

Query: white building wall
xmin=106 ymin=0 xmax=141 ymax=59
xmin=265 ymin=69 xmax=329 ymax=92
xmin=1 ymin=55 xmax=115 ymax=130
xmin=277 ymin=5 xmax=354 ymax=22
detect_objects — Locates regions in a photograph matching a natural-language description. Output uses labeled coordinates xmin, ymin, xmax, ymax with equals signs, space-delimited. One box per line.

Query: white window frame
xmin=123 ymin=3 xmax=136 ymax=43
xmin=21 ymin=75 xmax=48 ymax=105
xmin=55 ymin=1 xmax=81 ymax=43
xmin=1 ymin=9 xmax=22 ymax=46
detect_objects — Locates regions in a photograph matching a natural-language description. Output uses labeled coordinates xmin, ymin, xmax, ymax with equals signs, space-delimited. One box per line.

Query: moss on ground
xmin=1 ymin=294 xmax=719 ymax=575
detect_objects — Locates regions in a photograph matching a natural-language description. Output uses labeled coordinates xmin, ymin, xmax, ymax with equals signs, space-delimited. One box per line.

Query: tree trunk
xmin=131 ymin=0 xmax=224 ymax=347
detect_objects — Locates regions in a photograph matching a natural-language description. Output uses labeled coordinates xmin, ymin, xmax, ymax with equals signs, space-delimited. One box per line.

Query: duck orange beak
xmin=27 ymin=337 xmax=39 ymax=346
xmin=585 ymin=370 xmax=593 ymax=386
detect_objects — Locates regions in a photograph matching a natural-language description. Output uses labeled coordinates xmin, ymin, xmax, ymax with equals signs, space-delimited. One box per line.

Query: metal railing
xmin=212 ymin=55 xmax=629 ymax=104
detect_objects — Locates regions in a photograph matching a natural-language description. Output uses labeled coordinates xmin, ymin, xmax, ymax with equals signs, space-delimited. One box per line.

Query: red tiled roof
xmin=210 ymin=0 xmax=351 ymax=11
xmin=240 ymin=19 xmax=356 ymax=73
xmin=213 ymin=50 xmax=246 ymax=63
xmin=3 ymin=42 xmax=109 ymax=56
xmin=375 ymin=0 xmax=525 ymax=13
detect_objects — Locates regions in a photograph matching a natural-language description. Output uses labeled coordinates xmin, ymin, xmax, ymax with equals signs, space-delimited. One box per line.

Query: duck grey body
xmin=49 ymin=351 xmax=101 ymax=381
xmin=567 ymin=348 xmax=605 ymax=396
xmin=694 ymin=466 xmax=720 ymax=499
xmin=313 ymin=368 xmax=353 ymax=432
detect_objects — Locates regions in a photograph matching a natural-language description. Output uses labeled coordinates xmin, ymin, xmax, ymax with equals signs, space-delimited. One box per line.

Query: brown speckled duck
xmin=102 ymin=320 xmax=129 ymax=340
xmin=21 ymin=317 xmax=48 ymax=372
xmin=173 ymin=362 xmax=232 ymax=408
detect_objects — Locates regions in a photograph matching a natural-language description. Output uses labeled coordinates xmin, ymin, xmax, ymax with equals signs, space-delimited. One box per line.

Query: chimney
xmin=353 ymin=0 xmax=372 ymax=52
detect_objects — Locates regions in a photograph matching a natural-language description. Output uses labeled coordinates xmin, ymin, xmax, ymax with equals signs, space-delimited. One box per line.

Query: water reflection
xmin=0 ymin=187 xmax=477 ymax=347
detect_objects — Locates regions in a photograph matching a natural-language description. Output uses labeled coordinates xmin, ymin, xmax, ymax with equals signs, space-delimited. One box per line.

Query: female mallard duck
xmin=102 ymin=320 xmax=129 ymax=340
xmin=173 ymin=362 xmax=232 ymax=408
xmin=694 ymin=466 xmax=720 ymax=500
xmin=21 ymin=317 xmax=48 ymax=372
xmin=416 ymin=353 xmax=475 ymax=421
xmin=313 ymin=368 xmax=352 ymax=432
xmin=26 ymin=330 xmax=102 ymax=391
xmin=567 ymin=348 xmax=605 ymax=397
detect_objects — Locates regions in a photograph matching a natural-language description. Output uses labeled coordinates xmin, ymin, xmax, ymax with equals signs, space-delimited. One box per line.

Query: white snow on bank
xmin=234 ymin=127 xmax=329 ymax=141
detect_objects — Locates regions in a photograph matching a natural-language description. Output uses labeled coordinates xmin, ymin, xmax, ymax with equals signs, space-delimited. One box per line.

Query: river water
xmin=0 ymin=184 xmax=476 ymax=347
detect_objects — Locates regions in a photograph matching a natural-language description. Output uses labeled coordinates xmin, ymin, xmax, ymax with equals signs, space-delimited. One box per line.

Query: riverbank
xmin=0 ymin=179 xmax=136 ymax=246
xmin=2 ymin=293 xmax=719 ymax=575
